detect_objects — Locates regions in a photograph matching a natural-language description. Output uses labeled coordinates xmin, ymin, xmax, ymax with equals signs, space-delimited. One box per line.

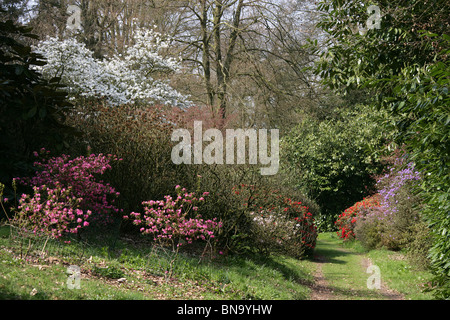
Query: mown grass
xmin=365 ymin=249 xmax=434 ymax=300
xmin=319 ymin=232 xmax=435 ymax=300
xmin=314 ymin=232 xmax=389 ymax=300
xmin=0 ymin=225 xmax=315 ymax=300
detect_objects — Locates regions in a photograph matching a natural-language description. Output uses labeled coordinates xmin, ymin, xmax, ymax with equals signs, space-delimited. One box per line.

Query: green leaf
xmin=15 ymin=65 xmax=24 ymax=75
xmin=39 ymin=107 xmax=47 ymax=119
xmin=27 ymin=106 xmax=37 ymax=118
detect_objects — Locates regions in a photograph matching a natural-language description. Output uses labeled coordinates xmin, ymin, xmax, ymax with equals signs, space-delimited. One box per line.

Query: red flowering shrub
xmin=335 ymin=194 xmax=381 ymax=241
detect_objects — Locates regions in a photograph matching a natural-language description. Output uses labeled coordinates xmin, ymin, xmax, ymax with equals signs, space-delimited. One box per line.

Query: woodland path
xmin=308 ymin=233 xmax=404 ymax=300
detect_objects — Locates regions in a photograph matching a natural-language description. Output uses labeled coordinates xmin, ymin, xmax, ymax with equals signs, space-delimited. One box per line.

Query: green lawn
xmin=365 ymin=248 xmax=434 ymax=300
xmin=0 ymin=225 xmax=315 ymax=300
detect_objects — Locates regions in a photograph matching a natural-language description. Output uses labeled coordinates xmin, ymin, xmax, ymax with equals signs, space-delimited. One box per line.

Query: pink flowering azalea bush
xmin=16 ymin=148 xmax=122 ymax=225
xmin=12 ymin=183 xmax=92 ymax=240
xmin=12 ymin=148 xmax=122 ymax=240
xmin=125 ymin=185 xmax=221 ymax=249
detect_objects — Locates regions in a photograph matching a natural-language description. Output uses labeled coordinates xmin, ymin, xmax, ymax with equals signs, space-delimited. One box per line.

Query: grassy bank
xmin=0 ymin=226 xmax=436 ymax=300
xmin=365 ymin=248 xmax=434 ymax=300
xmin=0 ymin=225 xmax=315 ymax=300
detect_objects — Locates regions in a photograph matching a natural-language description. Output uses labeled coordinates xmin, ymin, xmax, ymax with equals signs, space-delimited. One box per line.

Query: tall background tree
xmin=22 ymin=0 xmax=325 ymax=132
xmin=166 ymin=0 xmax=324 ymax=130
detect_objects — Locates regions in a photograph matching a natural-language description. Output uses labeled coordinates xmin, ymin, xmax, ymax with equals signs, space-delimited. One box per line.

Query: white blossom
xmin=32 ymin=28 xmax=191 ymax=108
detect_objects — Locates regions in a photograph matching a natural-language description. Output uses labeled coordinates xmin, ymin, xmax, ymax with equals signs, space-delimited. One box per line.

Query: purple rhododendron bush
xmin=338 ymin=150 xmax=432 ymax=269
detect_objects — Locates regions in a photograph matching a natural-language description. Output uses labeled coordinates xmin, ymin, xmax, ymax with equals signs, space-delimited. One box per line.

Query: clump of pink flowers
xmin=125 ymin=185 xmax=221 ymax=248
xmin=15 ymin=148 xmax=122 ymax=234
xmin=14 ymin=183 xmax=92 ymax=240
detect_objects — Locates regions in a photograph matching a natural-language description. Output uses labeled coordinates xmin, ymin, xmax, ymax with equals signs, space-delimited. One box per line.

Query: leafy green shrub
xmin=388 ymin=36 xmax=450 ymax=300
xmin=406 ymin=221 xmax=433 ymax=270
xmin=65 ymin=102 xmax=189 ymax=218
xmin=281 ymin=104 xmax=389 ymax=221
xmin=354 ymin=213 xmax=383 ymax=251
xmin=313 ymin=215 xmax=336 ymax=234
xmin=249 ymin=211 xmax=308 ymax=258
xmin=192 ymin=165 xmax=319 ymax=256
xmin=229 ymin=183 xmax=317 ymax=258
xmin=191 ymin=165 xmax=265 ymax=253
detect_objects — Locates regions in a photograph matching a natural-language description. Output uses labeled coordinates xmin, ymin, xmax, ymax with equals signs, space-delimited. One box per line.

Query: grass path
xmin=308 ymin=232 xmax=434 ymax=300
xmin=310 ymin=232 xmax=402 ymax=300
xmin=311 ymin=234 xmax=392 ymax=300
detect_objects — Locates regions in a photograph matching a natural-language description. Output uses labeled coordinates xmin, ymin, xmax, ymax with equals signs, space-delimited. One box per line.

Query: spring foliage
xmin=281 ymin=105 xmax=388 ymax=220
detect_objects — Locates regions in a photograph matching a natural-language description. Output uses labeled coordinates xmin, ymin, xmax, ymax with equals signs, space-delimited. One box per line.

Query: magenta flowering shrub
xmin=16 ymin=148 xmax=122 ymax=227
xmin=13 ymin=183 xmax=92 ymax=240
xmin=125 ymin=185 xmax=221 ymax=248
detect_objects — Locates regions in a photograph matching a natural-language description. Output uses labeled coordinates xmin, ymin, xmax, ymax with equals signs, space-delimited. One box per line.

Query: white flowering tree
xmin=32 ymin=28 xmax=191 ymax=107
